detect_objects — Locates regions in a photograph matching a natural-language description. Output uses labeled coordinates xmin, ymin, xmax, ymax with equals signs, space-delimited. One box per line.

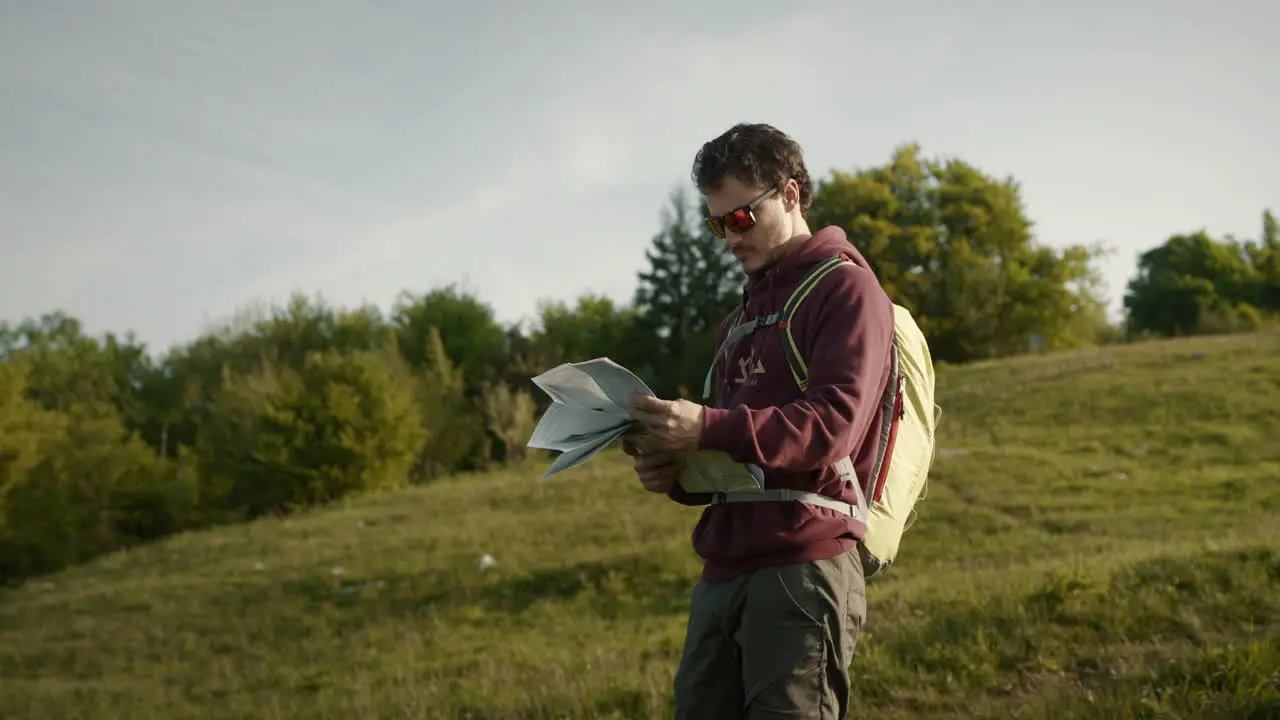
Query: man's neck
xmin=754 ymin=228 xmax=815 ymax=278
xmin=775 ymin=227 xmax=813 ymax=261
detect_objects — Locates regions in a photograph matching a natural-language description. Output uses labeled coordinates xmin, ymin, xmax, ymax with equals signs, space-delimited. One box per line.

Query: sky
xmin=2 ymin=1 xmax=1277 ymax=354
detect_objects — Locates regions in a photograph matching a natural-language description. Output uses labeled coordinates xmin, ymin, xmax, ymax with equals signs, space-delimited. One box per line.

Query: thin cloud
xmin=1 ymin=2 xmax=1275 ymax=350
xmin=218 ymin=158 xmax=539 ymax=313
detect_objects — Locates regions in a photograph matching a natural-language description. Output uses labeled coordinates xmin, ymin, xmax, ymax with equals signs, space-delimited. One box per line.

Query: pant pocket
xmin=737 ymin=561 xmax=844 ymax=717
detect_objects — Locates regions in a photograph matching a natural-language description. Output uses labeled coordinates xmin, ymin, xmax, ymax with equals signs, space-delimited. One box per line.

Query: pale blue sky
xmin=2 ymin=1 xmax=1276 ymax=354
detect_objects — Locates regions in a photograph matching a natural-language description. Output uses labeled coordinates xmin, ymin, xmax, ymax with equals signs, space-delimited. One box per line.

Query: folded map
xmin=527 ymin=358 xmax=764 ymax=494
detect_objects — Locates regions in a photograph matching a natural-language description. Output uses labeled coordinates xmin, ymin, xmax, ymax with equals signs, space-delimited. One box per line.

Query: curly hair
xmin=691 ymin=123 xmax=813 ymax=214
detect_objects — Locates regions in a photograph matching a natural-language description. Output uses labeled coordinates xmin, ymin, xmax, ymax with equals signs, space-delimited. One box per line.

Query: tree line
xmin=2 ymin=143 xmax=1276 ymax=583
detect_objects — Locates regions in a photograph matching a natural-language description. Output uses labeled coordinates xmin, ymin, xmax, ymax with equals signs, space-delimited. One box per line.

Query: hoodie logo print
xmin=735 ymin=349 xmax=766 ymax=386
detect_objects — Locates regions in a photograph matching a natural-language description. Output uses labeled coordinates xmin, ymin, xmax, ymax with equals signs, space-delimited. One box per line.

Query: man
xmin=624 ymin=123 xmax=896 ymax=718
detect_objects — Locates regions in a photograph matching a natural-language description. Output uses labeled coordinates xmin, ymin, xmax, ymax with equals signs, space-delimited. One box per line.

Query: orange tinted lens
xmin=725 ymin=208 xmax=754 ymax=233
xmin=705 ymin=217 xmax=725 ymax=237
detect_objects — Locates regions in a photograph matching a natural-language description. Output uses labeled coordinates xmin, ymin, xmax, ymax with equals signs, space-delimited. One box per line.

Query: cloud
xmin=217 ymin=157 xmax=539 ymax=310
xmin=2 ymin=1 xmax=1276 ymax=348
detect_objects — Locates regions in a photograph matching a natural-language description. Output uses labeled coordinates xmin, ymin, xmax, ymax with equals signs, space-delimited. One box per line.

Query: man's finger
xmin=629 ymin=407 xmax=662 ymax=424
xmin=637 ymin=453 xmax=678 ymax=471
xmin=628 ymin=391 xmax=658 ymax=406
xmin=639 ymin=426 xmax=675 ymax=446
xmin=640 ymin=464 xmax=680 ymax=488
xmin=629 ymin=393 xmax=670 ymax=416
xmin=636 ymin=448 xmax=676 ymax=465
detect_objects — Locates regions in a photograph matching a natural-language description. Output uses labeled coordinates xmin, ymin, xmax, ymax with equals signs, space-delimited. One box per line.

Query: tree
xmin=477 ymin=381 xmax=537 ymax=464
xmin=1124 ymin=223 xmax=1272 ymax=337
xmin=391 ymin=283 xmax=507 ymax=391
xmin=0 ymin=356 xmax=61 ymax=515
xmin=194 ymin=345 xmax=427 ymax=520
xmin=808 ymin=144 xmax=1110 ymax=362
xmin=1249 ymin=209 xmax=1280 ymax=313
xmin=633 ymin=187 xmax=743 ymax=397
xmin=529 ymin=294 xmax=640 ymax=367
xmin=0 ymin=351 xmax=200 ymax=582
xmin=0 ymin=311 xmax=154 ymax=429
xmin=412 ymin=326 xmax=491 ymax=478
xmin=128 ymin=295 xmax=395 ymax=460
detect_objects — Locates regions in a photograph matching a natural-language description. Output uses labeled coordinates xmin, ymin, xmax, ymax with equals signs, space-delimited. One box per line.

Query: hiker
xmin=624 ymin=123 xmax=898 ymax=718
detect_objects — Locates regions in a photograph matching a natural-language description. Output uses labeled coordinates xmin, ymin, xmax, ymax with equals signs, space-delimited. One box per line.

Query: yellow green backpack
xmin=701 ymin=255 xmax=941 ymax=578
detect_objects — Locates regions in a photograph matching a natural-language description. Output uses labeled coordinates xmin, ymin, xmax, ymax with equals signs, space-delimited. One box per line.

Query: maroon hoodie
xmin=668 ymin=226 xmax=895 ymax=582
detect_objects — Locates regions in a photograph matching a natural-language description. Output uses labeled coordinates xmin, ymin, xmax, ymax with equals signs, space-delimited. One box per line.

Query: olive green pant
xmin=673 ymin=547 xmax=867 ymax=719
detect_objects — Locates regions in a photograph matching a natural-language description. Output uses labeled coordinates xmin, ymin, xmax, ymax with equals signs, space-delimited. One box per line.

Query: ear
xmin=780 ymin=178 xmax=801 ymax=212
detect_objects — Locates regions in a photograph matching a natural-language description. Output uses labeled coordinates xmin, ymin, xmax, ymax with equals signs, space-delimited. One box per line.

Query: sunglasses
xmin=704 ymin=187 xmax=778 ymax=239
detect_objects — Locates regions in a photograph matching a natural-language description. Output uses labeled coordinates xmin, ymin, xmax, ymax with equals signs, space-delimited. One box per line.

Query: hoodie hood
xmin=744 ymin=225 xmax=873 ymax=297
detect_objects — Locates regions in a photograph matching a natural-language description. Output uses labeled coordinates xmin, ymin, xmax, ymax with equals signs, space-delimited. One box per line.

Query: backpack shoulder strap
xmin=700 ymin=253 xmax=853 ymax=400
xmin=777 ymin=255 xmax=851 ymax=392
xmin=776 ymin=254 xmax=901 ymax=510
xmin=700 ymin=305 xmax=785 ymax=400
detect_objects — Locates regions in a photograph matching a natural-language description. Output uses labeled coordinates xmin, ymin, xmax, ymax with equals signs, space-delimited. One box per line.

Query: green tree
xmin=1250 ymin=209 xmax=1280 ymax=313
xmin=633 ymin=187 xmax=742 ymax=397
xmin=0 ymin=312 xmax=154 ymax=429
xmin=477 ymin=380 xmax=537 ymax=464
xmin=132 ymin=295 xmax=393 ymax=460
xmin=412 ymin=326 xmax=491 ymax=478
xmin=529 ymin=294 xmax=640 ymax=367
xmin=194 ymin=345 xmax=427 ymax=520
xmin=1124 ymin=230 xmax=1265 ymax=337
xmin=0 ymin=356 xmax=61 ymax=516
xmin=391 ymin=284 xmax=508 ymax=391
xmin=808 ymin=143 xmax=1109 ymax=362
xmin=0 ymin=351 xmax=199 ymax=582
xmin=389 ymin=284 xmax=519 ymax=469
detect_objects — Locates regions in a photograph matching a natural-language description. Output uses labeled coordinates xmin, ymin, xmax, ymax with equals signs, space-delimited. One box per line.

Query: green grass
xmin=2 ymin=330 xmax=1279 ymax=719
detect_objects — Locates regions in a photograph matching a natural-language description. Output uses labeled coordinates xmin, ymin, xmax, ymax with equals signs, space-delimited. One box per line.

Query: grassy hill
xmin=2 ymin=331 xmax=1279 ymax=720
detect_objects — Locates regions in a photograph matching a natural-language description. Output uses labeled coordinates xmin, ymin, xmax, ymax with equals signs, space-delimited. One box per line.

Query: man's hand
xmin=627 ymin=393 xmax=706 ymax=453
xmin=621 ymin=438 xmax=680 ymax=494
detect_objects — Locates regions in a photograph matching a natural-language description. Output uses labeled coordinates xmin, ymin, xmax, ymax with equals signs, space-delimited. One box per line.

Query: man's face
xmin=703 ymin=174 xmax=789 ymax=275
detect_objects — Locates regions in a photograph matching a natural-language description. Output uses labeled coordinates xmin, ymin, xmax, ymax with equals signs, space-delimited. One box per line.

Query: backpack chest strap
xmin=701 ymin=311 xmax=783 ymax=399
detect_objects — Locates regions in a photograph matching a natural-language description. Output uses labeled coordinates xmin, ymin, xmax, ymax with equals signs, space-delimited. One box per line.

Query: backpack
xmin=700 ymin=254 xmax=941 ymax=579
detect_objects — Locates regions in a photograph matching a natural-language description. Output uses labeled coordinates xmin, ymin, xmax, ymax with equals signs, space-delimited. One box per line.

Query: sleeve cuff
xmin=697 ymin=406 xmax=733 ymax=452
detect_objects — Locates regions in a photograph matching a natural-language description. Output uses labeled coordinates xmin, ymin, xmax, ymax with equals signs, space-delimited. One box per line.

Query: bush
xmin=0 ymin=358 xmax=200 ymax=581
xmin=195 ymin=346 xmax=428 ymax=520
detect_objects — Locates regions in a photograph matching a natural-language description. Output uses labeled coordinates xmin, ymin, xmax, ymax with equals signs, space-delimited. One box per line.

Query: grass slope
xmin=2 ymin=331 xmax=1279 ymax=719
